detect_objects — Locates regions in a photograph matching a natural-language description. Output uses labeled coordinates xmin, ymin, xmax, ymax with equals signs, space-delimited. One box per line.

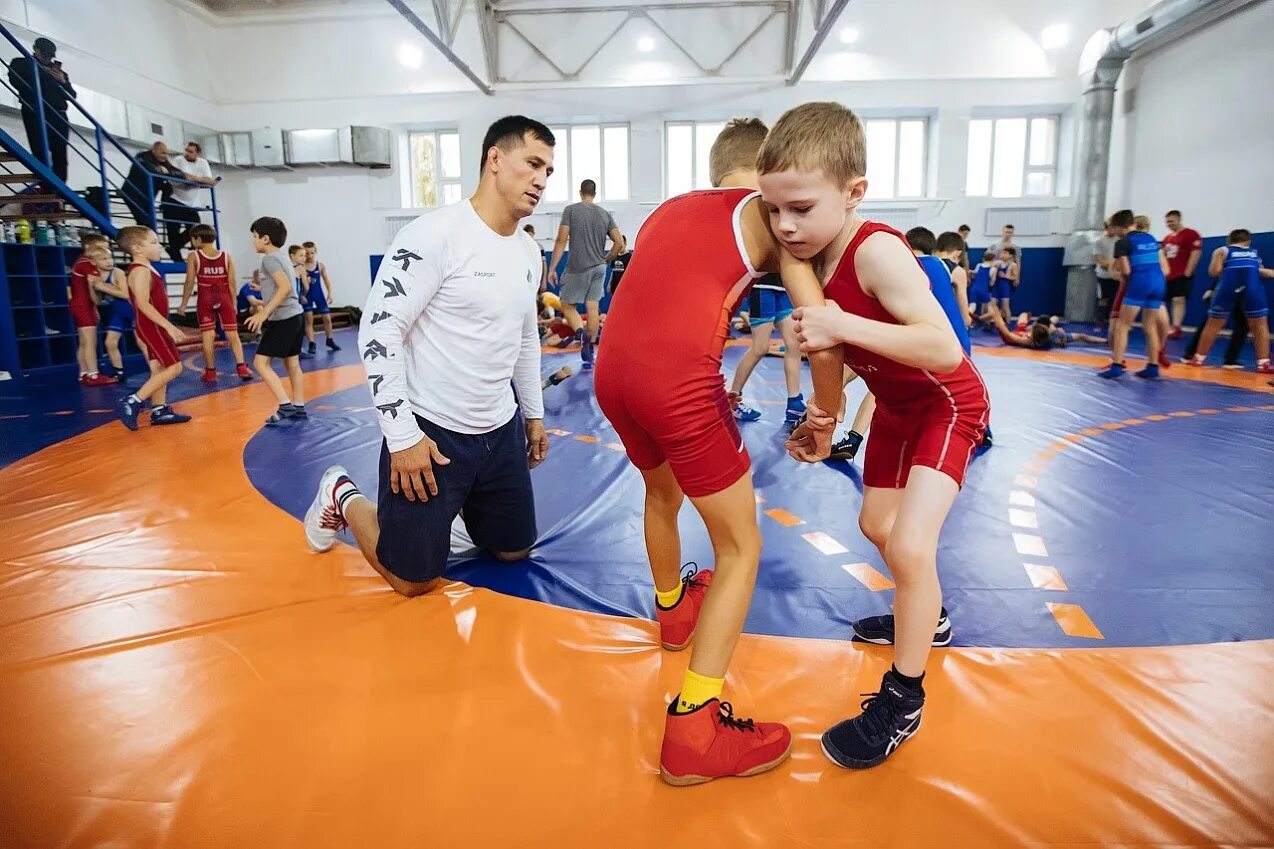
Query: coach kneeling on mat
xmin=301 ymin=115 xmax=556 ymax=597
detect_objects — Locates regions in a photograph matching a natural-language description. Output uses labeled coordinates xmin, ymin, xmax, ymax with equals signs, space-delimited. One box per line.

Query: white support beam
xmin=641 ymin=10 xmax=711 ymax=75
xmin=476 ymin=0 xmax=500 ymax=82
xmin=449 ymin=0 xmax=468 ymax=44
xmin=502 ymin=17 xmax=571 ymax=79
xmin=783 ymin=0 xmax=801 ymax=72
xmin=713 ymin=9 xmax=780 ymax=73
xmin=384 ymin=0 xmax=494 ymax=95
xmin=430 ymin=0 xmax=451 ymax=42
xmin=787 ymin=0 xmax=850 ymax=85
xmin=499 ymin=1 xmax=780 ymax=15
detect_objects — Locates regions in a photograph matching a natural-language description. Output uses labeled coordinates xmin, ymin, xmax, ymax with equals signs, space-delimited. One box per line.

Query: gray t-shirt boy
xmin=561 ymin=201 xmax=617 ymax=272
xmin=259 ymin=248 xmax=303 ymax=321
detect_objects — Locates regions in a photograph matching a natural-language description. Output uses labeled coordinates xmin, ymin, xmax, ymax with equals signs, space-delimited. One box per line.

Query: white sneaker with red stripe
xmin=305 ymin=465 xmax=351 ymax=552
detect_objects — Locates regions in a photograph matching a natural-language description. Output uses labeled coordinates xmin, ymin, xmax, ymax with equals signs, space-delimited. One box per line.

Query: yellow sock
xmin=654 ymin=581 xmax=684 ymax=609
xmin=676 ymin=669 xmax=724 ymax=713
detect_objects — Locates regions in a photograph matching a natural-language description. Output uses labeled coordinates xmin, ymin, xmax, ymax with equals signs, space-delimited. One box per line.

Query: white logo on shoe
xmin=885 ymin=710 xmax=922 ymax=756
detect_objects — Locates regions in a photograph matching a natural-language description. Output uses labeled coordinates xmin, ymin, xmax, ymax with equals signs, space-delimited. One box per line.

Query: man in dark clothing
xmin=7 ymin=37 xmax=76 ymax=190
xmin=122 ymin=141 xmax=200 ymax=262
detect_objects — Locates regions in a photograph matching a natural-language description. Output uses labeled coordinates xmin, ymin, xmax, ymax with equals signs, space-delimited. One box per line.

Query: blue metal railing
xmin=0 ymin=21 xmax=220 ymax=244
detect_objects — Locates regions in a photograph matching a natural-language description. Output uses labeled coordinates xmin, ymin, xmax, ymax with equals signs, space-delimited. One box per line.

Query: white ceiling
xmin=189 ymin=0 xmax=1157 ymax=91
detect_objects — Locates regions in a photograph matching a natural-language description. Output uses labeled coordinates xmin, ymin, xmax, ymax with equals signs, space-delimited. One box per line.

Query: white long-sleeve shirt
xmin=359 ymin=200 xmax=544 ymax=452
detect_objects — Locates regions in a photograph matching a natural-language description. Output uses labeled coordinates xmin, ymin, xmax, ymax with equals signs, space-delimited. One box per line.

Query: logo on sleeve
xmin=382 ymin=277 xmax=407 ymax=298
xmin=376 ymin=398 xmax=405 ymax=419
xmin=370 ymin=311 xmax=392 ymax=324
xmin=392 ymin=249 xmax=422 ymax=271
xmin=362 ymin=339 xmax=388 ymax=361
xmin=368 ymin=373 xmax=385 ymax=394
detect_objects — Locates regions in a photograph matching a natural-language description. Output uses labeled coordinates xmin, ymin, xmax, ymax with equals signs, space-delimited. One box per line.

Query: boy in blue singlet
xmin=290 ymin=244 xmax=314 ymax=359
xmin=936 ymin=231 xmax=993 ymax=448
xmin=968 ymin=250 xmax=998 ymax=325
xmin=1190 ymin=229 xmax=1274 ymax=373
xmin=994 ymin=248 xmax=1018 ymax=323
xmin=1099 ymin=210 xmax=1169 ymax=380
xmin=303 ymin=241 xmax=340 ymax=354
xmin=906 ymin=227 xmax=971 ymax=355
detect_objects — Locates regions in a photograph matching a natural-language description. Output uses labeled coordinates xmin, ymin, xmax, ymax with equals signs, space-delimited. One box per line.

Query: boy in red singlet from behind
xmin=758 ymin=102 xmax=990 ymax=769
xmin=179 ymin=224 xmax=252 ymax=382
xmin=115 ymin=226 xmax=193 ymax=430
xmin=594 ymin=119 xmax=844 ymax=786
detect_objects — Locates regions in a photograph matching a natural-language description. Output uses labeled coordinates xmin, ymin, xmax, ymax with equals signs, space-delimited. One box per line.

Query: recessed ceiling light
xmin=839 ymin=27 xmax=858 ymax=45
xmin=397 ymin=43 xmax=423 ymax=69
xmin=637 ymin=36 xmax=656 ymax=53
xmin=1041 ymin=23 xmax=1069 ymax=50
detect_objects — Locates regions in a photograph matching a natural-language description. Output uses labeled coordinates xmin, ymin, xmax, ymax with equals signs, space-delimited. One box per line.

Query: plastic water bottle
xmin=15 ymin=219 xmax=32 ymax=244
xmin=3 ymin=221 xmax=14 ymax=242
xmin=34 ymin=220 xmax=50 ymax=245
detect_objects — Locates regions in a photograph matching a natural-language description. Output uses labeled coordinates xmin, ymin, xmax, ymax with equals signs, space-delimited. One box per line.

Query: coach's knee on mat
xmin=492 ymin=548 xmax=531 ymax=563
xmin=390 ymin=576 xmax=439 ymax=598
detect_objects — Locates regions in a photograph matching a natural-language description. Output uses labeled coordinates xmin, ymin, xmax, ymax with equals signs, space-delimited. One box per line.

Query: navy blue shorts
xmin=375 ymin=412 xmax=537 ymax=584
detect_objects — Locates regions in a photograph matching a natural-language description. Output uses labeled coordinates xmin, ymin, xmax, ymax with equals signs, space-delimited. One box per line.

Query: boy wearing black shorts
xmin=245 ymin=216 xmax=307 ymax=424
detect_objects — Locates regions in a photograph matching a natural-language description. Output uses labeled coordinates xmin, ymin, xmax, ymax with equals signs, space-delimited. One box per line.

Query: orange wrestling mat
xmin=1 ymin=364 xmax=1272 ymax=847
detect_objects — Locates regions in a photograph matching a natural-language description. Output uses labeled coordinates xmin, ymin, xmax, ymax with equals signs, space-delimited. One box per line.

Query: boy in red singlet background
xmin=179 ymin=224 xmax=252 ymax=382
xmin=758 ymin=102 xmax=990 ymax=769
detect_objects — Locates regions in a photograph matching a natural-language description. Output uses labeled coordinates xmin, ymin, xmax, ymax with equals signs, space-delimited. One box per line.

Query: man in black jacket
xmin=122 ymin=141 xmax=200 ymax=261
xmin=7 ymin=37 xmax=76 ymax=189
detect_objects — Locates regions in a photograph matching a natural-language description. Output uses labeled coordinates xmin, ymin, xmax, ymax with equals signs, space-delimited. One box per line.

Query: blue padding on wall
xmin=966 ymin=245 xmax=1068 ymax=317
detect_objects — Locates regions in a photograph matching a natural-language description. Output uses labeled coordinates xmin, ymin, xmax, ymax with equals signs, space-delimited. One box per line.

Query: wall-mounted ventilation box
xmin=251 ymin=127 xmax=287 ymax=169
xmin=283 ymin=127 xmax=392 ymax=168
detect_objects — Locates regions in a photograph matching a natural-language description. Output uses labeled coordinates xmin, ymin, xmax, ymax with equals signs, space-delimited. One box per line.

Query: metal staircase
xmin=0 ymin=21 xmax=222 ymax=379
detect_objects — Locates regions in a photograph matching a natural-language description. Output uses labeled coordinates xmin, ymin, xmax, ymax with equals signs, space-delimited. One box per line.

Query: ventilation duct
xmin=1063 ymin=0 xmax=1258 ymax=319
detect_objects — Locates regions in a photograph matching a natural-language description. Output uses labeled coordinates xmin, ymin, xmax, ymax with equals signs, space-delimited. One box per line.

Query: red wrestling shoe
xmin=655 ymin=563 xmax=714 ymax=651
xmin=659 ymin=698 xmax=793 ymax=786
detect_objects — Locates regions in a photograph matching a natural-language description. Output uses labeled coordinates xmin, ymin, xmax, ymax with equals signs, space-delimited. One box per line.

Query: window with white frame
xmin=664 ymin=121 xmax=727 ymax=198
xmin=862 ymin=118 xmax=928 ymax=200
xmin=542 ymin=124 xmax=630 ymax=204
xmin=965 ymin=116 xmax=1058 ymax=198
xmin=408 ymin=130 xmax=462 ymax=208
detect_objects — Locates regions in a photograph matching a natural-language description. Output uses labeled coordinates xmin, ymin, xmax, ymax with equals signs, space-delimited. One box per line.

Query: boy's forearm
xmin=808 ymin=349 xmax=844 ymax=422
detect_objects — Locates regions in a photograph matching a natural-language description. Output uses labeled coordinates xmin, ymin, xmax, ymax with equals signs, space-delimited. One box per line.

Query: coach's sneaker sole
xmin=305 ymin=465 xmax=350 ymax=552
xmin=659 ymin=698 xmax=792 ymax=786
xmin=851 ymin=607 xmax=952 ymax=647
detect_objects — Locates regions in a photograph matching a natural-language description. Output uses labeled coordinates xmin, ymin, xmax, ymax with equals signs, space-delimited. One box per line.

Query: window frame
xmin=405 ymin=128 xmax=462 ymax=209
xmin=966 ymin=115 xmax=1061 ymax=199
xmin=861 ymin=117 xmax=930 ymax=201
xmin=545 ymin=122 xmax=631 ymax=204
xmin=662 ymin=120 xmax=730 ymax=199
